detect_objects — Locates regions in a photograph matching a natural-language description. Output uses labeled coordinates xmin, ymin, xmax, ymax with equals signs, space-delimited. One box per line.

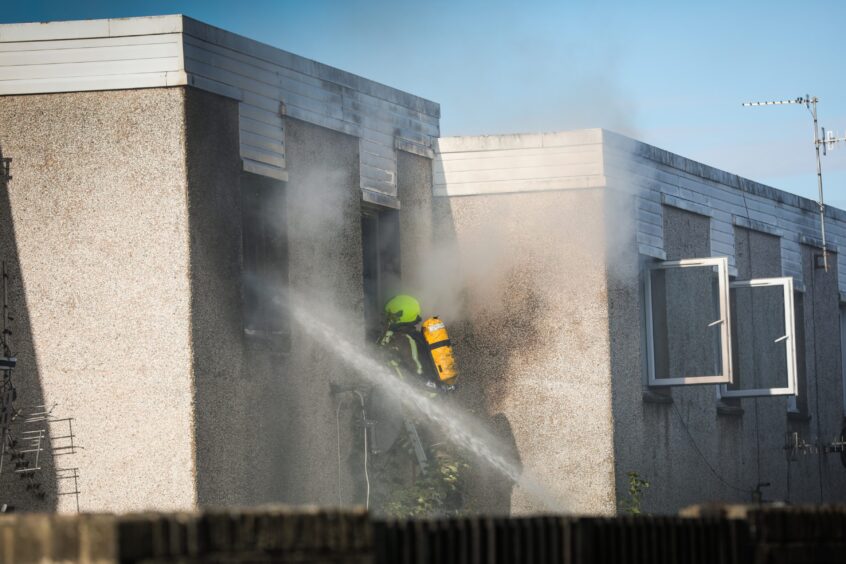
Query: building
xmin=435 ymin=130 xmax=846 ymax=514
xmin=0 ymin=14 xmax=438 ymax=513
xmin=1 ymin=15 xmax=844 ymax=515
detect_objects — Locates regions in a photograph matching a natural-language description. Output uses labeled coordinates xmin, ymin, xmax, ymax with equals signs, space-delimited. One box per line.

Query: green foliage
xmin=383 ymin=447 xmax=470 ymax=518
xmin=620 ymin=471 xmax=650 ymax=515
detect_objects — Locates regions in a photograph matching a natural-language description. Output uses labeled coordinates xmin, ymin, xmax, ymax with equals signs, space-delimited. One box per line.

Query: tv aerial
xmin=742 ymin=95 xmax=846 ymax=272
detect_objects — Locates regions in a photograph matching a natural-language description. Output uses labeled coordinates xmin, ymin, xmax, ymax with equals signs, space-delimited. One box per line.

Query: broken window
xmin=720 ymin=278 xmax=797 ymax=397
xmin=361 ymin=206 xmax=401 ymax=342
xmin=241 ymin=171 xmax=290 ymax=350
xmin=645 ymin=257 xmax=732 ymax=386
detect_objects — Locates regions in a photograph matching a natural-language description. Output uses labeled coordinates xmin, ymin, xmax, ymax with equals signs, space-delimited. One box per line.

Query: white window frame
xmin=645 ymin=257 xmax=733 ymax=386
xmin=719 ymin=277 xmax=797 ymax=398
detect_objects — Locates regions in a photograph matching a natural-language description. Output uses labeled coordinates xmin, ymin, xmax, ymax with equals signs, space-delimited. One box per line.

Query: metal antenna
xmin=742 ymin=95 xmax=845 ymax=272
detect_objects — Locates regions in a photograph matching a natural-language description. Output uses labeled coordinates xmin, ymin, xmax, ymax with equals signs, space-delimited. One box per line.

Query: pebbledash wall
xmin=4 ymin=14 xmax=846 ymax=516
xmin=434 ymin=129 xmax=846 ymax=514
xmin=0 ymin=15 xmax=439 ymax=512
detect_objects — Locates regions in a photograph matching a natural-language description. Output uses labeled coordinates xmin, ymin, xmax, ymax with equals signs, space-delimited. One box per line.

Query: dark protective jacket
xmin=379 ymin=322 xmax=438 ymax=387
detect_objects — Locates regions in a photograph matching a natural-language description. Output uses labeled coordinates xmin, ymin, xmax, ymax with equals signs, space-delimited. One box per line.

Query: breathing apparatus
xmin=421 ymin=316 xmax=457 ymax=386
xmin=383 ymin=295 xmax=459 ymax=388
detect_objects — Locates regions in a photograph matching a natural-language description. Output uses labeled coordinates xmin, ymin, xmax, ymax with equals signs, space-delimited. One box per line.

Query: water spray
xmin=289 ymin=301 xmax=567 ymax=513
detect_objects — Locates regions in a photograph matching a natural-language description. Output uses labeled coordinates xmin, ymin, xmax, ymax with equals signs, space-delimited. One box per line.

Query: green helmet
xmin=384 ymin=294 xmax=421 ymax=325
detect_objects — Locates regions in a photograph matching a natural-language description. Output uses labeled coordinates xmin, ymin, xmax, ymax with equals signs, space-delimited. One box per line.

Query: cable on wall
xmin=671 ymin=402 xmax=750 ymax=495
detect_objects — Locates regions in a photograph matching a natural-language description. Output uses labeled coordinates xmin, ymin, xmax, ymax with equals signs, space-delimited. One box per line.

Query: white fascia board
xmin=435 ymin=129 xmax=603 ymax=154
xmin=433 ymin=175 xmax=608 ymax=197
xmin=0 ymin=15 xmax=183 ymax=42
xmin=0 ymin=71 xmax=187 ymax=96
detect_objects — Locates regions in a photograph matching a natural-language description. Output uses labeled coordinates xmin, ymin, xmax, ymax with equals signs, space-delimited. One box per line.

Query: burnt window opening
xmin=361 ymin=206 xmax=401 ymax=343
xmin=241 ymin=172 xmax=290 ymax=351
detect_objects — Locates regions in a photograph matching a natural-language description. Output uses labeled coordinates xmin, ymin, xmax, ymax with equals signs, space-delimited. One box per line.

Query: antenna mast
xmin=742 ymin=95 xmax=846 ymax=272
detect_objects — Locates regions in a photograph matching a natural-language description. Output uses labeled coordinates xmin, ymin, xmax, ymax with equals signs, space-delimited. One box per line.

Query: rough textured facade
xmin=4 ymin=15 xmax=846 ymax=518
xmin=436 ymin=129 xmax=846 ymax=515
xmin=604 ymin=135 xmax=846 ymax=514
xmin=278 ymin=118 xmax=364 ymax=506
xmin=0 ymin=16 xmax=438 ymax=514
xmin=436 ymin=190 xmax=616 ymax=515
xmin=0 ymin=88 xmax=196 ymax=512
xmin=0 ymin=87 xmax=390 ymax=512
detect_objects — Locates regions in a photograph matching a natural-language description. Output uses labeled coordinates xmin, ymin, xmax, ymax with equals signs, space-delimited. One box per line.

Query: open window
xmin=645 ymin=257 xmax=732 ymax=386
xmin=720 ymin=277 xmax=797 ymax=398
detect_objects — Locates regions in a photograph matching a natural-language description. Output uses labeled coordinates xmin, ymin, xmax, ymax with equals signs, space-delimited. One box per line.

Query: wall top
xmin=0 ymin=14 xmax=183 ymax=42
xmin=0 ymin=14 xmax=440 ymax=198
xmin=0 ymin=14 xmax=439 ymax=119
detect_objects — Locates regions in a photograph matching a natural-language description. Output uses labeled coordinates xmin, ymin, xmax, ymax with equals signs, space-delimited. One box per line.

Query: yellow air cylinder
xmin=421 ymin=317 xmax=457 ymax=384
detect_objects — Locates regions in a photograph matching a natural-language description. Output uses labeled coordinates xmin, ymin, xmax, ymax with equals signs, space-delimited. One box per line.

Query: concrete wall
xmin=397 ymin=150 xmax=434 ymax=298
xmin=435 ymin=188 xmax=616 ymax=515
xmin=789 ymin=244 xmax=846 ymax=502
xmin=0 ymin=85 xmax=417 ymax=512
xmin=192 ymin=113 xmax=366 ymax=507
xmin=280 ymin=118 xmax=364 ymax=505
xmin=184 ymin=87 xmax=250 ymax=506
xmin=0 ymin=89 xmax=196 ymax=512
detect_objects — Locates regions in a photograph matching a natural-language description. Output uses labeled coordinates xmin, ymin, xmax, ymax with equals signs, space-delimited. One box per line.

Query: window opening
xmin=645 ymin=257 xmax=732 ymax=386
xmin=720 ymin=278 xmax=797 ymax=398
xmin=362 ymin=206 xmax=401 ymax=342
xmin=840 ymin=305 xmax=846 ymax=416
xmin=788 ymin=290 xmax=809 ymax=416
xmin=241 ymin=172 xmax=289 ymax=349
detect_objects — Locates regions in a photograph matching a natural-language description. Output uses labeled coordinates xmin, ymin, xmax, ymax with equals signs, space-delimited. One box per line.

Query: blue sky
xmin=5 ymin=0 xmax=846 ymax=207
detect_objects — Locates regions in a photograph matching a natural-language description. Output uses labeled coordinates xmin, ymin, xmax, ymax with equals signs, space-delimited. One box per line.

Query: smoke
xmin=243 ymin=122 xmax=650 ymax=514
xmin=287 ymin=294 xmax=568 ymax=512
xmin=404 ymin=134 xmax=647 ymax=513
xmin=411 ymin=173 xmax=635 ymax=324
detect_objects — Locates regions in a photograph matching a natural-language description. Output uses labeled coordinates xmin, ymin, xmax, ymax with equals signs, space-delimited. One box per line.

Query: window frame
xmin=644 ymin=256 xmax=733 ymax=386
xmin=719 ymin=276 xmax=797 ymax=398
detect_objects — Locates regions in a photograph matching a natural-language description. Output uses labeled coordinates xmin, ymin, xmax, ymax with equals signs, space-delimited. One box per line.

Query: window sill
xmin=244 ymin=328 xmax=292 ymax=355
xmin=787 ymin=411 xmax=812 ymax=423
xmin=716 ymin=402 xmax=744 ymax=417
xmin=642 ymin=390 xmax=673 ymax=405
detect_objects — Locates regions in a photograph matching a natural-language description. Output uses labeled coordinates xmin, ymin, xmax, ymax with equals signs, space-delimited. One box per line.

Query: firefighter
xmin=379 ymin=294 xmax=441 ymax=392
xmin=368 ymin=294 xmax=466 ymax=516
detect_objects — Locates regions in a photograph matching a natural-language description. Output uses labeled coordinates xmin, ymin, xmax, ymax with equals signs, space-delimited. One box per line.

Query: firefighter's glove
xmin=424 ymin=380 xmax=457 ymax=393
